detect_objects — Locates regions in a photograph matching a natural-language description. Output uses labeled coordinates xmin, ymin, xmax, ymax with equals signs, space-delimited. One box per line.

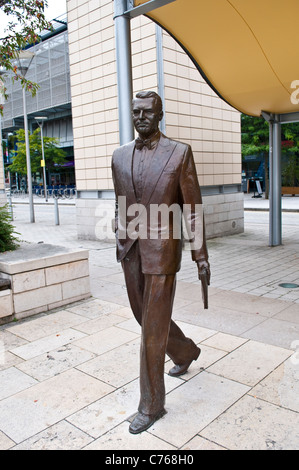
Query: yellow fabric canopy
xmin=134 ymin=0 xmax=299 ymax=117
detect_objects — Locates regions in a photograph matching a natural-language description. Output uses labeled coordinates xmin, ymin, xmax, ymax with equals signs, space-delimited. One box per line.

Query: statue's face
xmin=132 ymin=97 xmax=163 ymax=139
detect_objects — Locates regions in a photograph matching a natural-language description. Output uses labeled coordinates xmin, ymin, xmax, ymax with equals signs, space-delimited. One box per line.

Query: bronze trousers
xmin=121 ymin=241 xmax=199 ymax=416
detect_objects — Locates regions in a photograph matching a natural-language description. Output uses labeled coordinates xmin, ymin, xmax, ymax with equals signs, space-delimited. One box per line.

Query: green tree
xmin=10 ymin=128 xmax=67 ymax=176
xmin=241 ymin=114 xmax=269 ymax=156
xmin=281 ymin=124 xmax=299 ymax=187
xmin=282 ymin=155 xmax=299 ymax=187
xmin=0 ymin=204 xmax=20 ymax=252
xmin=241 ymin=114 xmax=270 ymax=197
xmin=0 ymin=0 xmax=53 ymax=112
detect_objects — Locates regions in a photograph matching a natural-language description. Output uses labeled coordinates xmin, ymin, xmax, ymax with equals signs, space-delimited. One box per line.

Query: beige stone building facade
xmin=67 ymin=0 xmax=243 ymax=241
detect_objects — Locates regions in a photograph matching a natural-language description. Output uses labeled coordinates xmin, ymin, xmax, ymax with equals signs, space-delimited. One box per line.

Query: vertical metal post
xmin=269 ymin=117 xmax=274 ymax=246
xmin=54 ymin=197 xmax=60 ymax=225
xmin=7 ymin=192 xmax=13 ymax=220
xmin=156 ymin=24 xmax=166 ymax=134
xmin=269 ymin=116 xmax=282 ymax=246
xmin=40 ymin=124 xmax=48 ymax=202
xmin=114 ymin=0 xmax=134 ymax=145
xmin=0 ymin=76 xmax=6 ymax=200
xmin=23 ymin=87 xmax=35 ymax=223
xmin=0 ymin=118 xmax=8 ymax=211
xmin=0 ymin=114 xmax=5 ymax=192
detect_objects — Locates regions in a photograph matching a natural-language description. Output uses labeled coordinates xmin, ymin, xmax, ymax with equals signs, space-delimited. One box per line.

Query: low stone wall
xmin=203 ymin=192 xmax=244 ymax=238
xmin=0 ymin=289 xmax=13 ymax=320
xmin=0 ymin=243 xmax=91 ymax=323
xmin=0 ymin=190 xmax=7 ymax=206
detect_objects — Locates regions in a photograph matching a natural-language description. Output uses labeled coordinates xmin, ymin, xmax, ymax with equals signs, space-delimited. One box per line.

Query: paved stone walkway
xmin=0 ymin=197 xmax=298 ymax=450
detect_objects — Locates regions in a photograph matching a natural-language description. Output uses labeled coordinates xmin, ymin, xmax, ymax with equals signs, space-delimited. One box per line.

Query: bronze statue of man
xmin=112 ymin=91 xmax=210 ymax=434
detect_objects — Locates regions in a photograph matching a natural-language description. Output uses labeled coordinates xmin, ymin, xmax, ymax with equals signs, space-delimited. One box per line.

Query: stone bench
xmin=0 ymin=243 xmax=91 ymax=323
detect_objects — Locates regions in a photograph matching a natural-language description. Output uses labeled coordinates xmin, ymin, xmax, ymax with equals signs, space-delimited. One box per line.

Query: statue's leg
xmin=121 ymin=241 xmax=144 ymax=326
xmin=136 ymin=273 xmax=176 ymax=416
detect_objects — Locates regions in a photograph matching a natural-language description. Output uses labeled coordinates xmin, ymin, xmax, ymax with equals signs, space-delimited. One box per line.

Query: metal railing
xmin=7 ymin=185 xmax=77 ymax=200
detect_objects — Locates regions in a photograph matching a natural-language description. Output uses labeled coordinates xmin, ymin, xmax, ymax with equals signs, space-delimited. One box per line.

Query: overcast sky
xmin=0 ymin=0 xmax=67 ymax=31
xmin=44 ymin=0 xmax=67 ymax=20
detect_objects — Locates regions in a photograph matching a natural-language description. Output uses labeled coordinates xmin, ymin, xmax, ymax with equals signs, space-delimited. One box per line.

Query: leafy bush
xmin=0 ymin=205 xmax=20 ymax=253
xmin=282 ymin=155 xmax=299 ymax=187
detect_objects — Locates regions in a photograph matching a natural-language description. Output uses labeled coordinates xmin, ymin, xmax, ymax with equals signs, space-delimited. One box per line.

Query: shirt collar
xmin=135 ymin=130 xmax=161 ymax=150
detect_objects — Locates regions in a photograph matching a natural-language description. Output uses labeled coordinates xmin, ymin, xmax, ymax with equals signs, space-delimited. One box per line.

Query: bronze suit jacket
xmin=111 ymin=133 xmax=208 ymax=275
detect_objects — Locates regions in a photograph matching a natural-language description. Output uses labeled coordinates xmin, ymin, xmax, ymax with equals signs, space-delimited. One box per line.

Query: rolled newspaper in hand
xmin=199 ymin=268 xmax=209 ymax=309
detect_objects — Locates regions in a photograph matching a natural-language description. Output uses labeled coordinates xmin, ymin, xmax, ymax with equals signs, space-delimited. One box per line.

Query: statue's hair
xmin=134 ymin=91 xmax=163 ymax=113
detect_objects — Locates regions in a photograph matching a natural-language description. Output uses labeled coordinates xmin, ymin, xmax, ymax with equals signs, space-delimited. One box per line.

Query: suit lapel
xmin=141 ymin=134 xmax=177 ymax=208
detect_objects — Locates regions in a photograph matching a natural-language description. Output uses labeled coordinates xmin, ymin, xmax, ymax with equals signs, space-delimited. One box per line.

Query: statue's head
xmin=132 ymin=91 xmax=164 ymax=139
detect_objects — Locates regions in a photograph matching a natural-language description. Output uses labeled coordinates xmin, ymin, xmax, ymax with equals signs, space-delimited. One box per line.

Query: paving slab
xmin=201 ymin=332 xmax=248 ymax=352
xmin=181 ymin=435 xmax=226 ymax=450
xmin=73 ymin=312 xmax=131 ymax=335
xmin=67 ymin=298 xmax=128 ymax=318
xmin=84 ymin=421 xmax=176 ymax=451
xmin=72 ymin=325 xmax=139 ymax=356
xmin=0 ymin=431 xmax=15 ymax=451
xmin=207 ymin=340 xmax=292 ymax=386
xmin=67 ymin=375 xmax=182 ymax=440
xmin=0 ymin=369 xmax=114 ymax=444
xmin=16 ymin=344 xmax=97 ymax=382
xmin=76 ymin=339 xmax=141 ymax=388
xmin=208 ymin=289 xmax=293 ymax=317
xmin=0 ymin=202 xmax=297 ymax=450
xmin=174 ymin=301 xmax=267 ymax=336
xmin=5 ymin=310 xmax=88 ymax=342
xmin=242 ymin=317 xmax=299 ymax=349
xmin=148 ymin=371 xmax=250 ymax=448
xmin=200 ymin=394 xmax=299 ymax=450
xmin=10 ymin=328 xmax=87 ymax=361
xmin=12 ymin=421 xmax=94 ymax=451
xmin=0 ymin=294 xmax=297 ymax=450
xmin=249 ymin=360 xmax=299 ymax=413
xmin=0 ymin=367 xmax=38 ymax=400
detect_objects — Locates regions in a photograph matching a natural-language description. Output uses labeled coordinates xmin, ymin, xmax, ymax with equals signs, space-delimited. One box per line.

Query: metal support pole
xmin=40 ymin=124 xmax=48 ymax=202
xmin=114 ymin=0 xmax=134 ymax=145
xmin=269 ymin=116 xmax=282 ymax=246
xmin=0 ymin=76 xmax=6 ymax=202
xmin=23 ymin=87 xmax=35 ymax=223
xmin=54 ymin=197 xmax=60 ymax=225
xmin=7 ymin=192 xmax=13 ymax=220
xmin=156 ymin=24 xmax=166 ymax=134
xmin=269 ymin=118 xmax=274 ymax=245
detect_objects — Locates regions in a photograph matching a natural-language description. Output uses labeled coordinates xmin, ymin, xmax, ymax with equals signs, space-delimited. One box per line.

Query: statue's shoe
xmin=129 ymin=409 xmax=167 ymax=434
xmin=168 ymin=347 xmax=201 ymax=377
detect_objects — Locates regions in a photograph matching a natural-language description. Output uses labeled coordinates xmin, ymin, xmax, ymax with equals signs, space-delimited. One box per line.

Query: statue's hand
xmin=197 ymin=259 xmax=211 ymax=285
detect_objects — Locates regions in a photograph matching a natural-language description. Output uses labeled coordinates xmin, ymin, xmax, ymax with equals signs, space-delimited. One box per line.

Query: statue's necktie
xmin=135 ymin=138 xmax=152 ymax=150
